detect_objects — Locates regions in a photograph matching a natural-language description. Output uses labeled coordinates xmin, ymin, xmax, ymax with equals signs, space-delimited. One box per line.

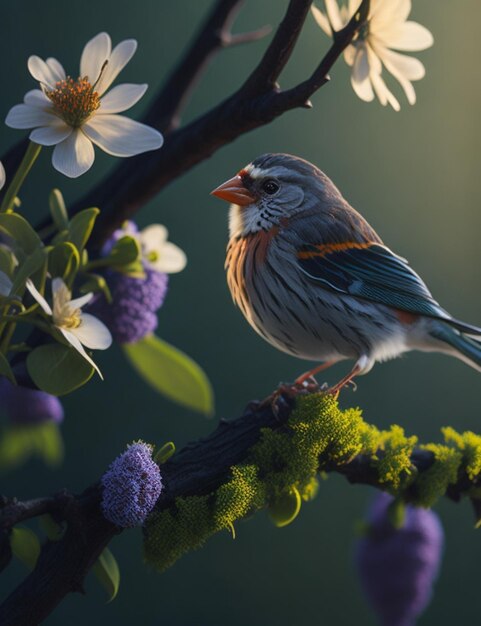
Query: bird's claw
xmin=262 ymin=378 xmax=321 ymax=419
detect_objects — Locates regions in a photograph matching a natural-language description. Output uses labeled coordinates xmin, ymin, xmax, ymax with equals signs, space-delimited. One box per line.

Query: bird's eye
xmin=262 ymin=180 xmax=279 ymax=195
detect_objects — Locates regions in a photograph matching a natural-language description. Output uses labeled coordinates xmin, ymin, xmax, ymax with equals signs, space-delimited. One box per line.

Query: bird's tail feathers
xmin=429 ymin=323 xmax=481 ymax=373
xmin=444 ymin=316 xmax=481 ymax=337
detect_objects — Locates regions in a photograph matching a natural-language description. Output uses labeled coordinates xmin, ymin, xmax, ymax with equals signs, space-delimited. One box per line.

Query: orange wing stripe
xmin=297 ymin=241 xmax=374 ymax=260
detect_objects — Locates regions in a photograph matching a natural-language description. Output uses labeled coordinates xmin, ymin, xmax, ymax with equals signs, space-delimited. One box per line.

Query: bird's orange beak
xmin=210 ymin=175 xmax=255 ymax=206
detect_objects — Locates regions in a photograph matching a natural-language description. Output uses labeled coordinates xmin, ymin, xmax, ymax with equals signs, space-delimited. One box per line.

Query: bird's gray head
xmin=211 ymin=153 xmax=343 ymax=238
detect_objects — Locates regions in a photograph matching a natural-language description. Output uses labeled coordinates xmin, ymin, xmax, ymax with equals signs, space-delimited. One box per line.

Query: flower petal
xmin=5 ymin=104 xmax=59 ymax=129
xmin=351 ymin=47 xmax=374 ymax=102
xmin=83 ymin=115 xmax=163 ymax=157
xmin=380 ymin=21 xmax=433 ymax=52
xmin=24 ymin=89 xmax=54 ymax=110
xmin=0 ymin=162 xmax=5 ymax=192
xmin=59 ymin=328 xmax=104 ymax=378
xmin=46 ymin=57 xmax=66 ymax=82
xmin=324 ymin=0 xmax=344 ymax=31
xmin=29 ymin=122 xmax=72 ymax=146
xmin=96 ymin=39 xmax=138 ymax=95
xmin=380 ymin=47 xmax=425 ymax=81
xmin=371 ymin=0 xmax=411 ymax=26
xmin=80 ymin=32 xmax=112 ymax=84
xmin=370 ymin=71 xmax=400 ymax=111
xmin=311 ymin=5 xmax=332 ymax=36
xmin=344 ymin=44 xmax=357 ymax=67
xmin=26 ymin=279 xmax=53 ymax=316
xmin=69 ymin=292 xmax=94 ymax=309
xmin=151 ymin=241 xmax=187 ymax=274
xmin=52 ymin=130 xmax=95 ymax=178
xmin=140 ymin=224 xmax=168 ymax=250
xmin=52 ymin=277 xmax=67 ymax=295
xmin=99 ymin=83 xmax=148 ymax=114
xmin=0 ymin=270 xmax=12 ymax=296
xmin=72 ymin=313 xmax=112 ymax=350
xmin=27 ymin=55 xmax=59 ymax=89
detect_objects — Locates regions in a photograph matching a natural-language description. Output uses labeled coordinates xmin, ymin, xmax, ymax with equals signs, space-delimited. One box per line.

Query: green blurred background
xmin=0 ymin=1 xmax=480 ymax=624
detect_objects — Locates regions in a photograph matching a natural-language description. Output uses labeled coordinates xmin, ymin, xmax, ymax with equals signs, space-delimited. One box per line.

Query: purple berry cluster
xmin=355 ymin=492 xmax=444 ymax=626
xmin=90 ymin=268 xmax=168 ymax=344
xmin=101 ymin=442 xmax=163 ymax=528
xmin=0 ymin=377 xmax=64 ymax=426
xmin=88 ymin=220 xmax=171 ymax=343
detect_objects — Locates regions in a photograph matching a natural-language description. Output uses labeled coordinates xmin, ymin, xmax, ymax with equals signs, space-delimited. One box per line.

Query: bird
xmin=211 ymin=153 xmax=481 ymax=394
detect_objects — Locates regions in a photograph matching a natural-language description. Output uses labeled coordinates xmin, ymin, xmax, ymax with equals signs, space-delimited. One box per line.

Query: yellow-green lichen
xmin=214 ymin=464 xmax=265 ymax=531
xmin=413 ymin=444 xmax=462 ymax=507
xmin=442 ymin=427 xmax=481 ymax=481
xmin=374 ymin=425 xmax=418 ymax=491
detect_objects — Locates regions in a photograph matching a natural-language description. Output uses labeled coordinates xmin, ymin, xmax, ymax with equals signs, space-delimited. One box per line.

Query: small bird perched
xmin=211 ymin=153 xmax=481 ymax=393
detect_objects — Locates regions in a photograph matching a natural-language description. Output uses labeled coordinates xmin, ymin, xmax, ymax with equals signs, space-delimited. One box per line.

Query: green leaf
xmin=268 ymin=487 xmax=302 ymax=528
xmin=0 ymin=353 xmax=15 ymax=383
xmin=79 ymin=273 xmax=112 ymax=303
xmin=11 ymin=247 xmax=48 ymax=296
xmin=107 ymin=236 xmax=141 ymax=268
xmin=123 ymin=334 xmax=214 ymax=415
xmin=48 ymin=242 xmax=80 ymax=281
xmin=10 ymin=526 xmax=40 ymax=570
xmin=0 ymin=245 xmax=16 ymax=278
xmin=154 ymin=441 xmax=176 ymax=464
xmin=34 ymin=422 xmax=64 ymax=466
xmin=67 ymin=207 xmax=99 ymax=252
xmin=92 ymin=547 xmax=120 ymax=602
xmin=27 ymin=343 xmax=94 ymax=396
xmin=0 ymin=213 xmax=42 ymax=256
xmin=39 ymin=514 xmax=64 ymax=541
xmin=49 ymin=188 xmax=69 ymax=231
xmin=0 ymin=424 xmax=63 ymax=471
xmin=387 ymin=498 xmax=406 ymax=529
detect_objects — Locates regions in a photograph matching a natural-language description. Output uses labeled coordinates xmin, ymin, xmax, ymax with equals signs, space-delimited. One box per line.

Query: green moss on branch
xmin=143 ymin=393 xmax=481 ymax=573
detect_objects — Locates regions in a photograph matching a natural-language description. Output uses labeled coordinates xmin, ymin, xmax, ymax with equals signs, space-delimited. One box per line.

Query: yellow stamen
xmin=52 ymin=284 xmax=82 ymax=329
xmin=46 ymin=76 xmax=100 ymax=127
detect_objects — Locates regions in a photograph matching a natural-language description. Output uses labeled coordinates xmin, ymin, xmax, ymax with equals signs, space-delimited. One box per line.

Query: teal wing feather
xmin=297 ymin=242 xmax=450 ymax=320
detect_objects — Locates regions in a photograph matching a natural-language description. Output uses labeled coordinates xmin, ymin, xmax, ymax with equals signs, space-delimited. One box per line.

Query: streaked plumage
xmin=212 ymin=153 xmax=481 ymax=391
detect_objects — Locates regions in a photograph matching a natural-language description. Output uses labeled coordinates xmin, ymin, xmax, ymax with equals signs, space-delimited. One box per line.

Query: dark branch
xmin=0 ymin=385 xmax=478 ymax=626
xmin=24 ymin=0 xmax=369 ymax=247
xmin=0 ymin=491 xmax=73 ymax=529
xmin=142 ymin=0 xmax=271 ymax=134
xmin=84 ymin=0 xmax=369 ymax=246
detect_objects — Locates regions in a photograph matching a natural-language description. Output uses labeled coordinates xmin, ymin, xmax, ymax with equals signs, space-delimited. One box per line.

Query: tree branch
xmin=0 ymin=385 xmax=479 ymax=626
xmin=21 ymin=0 xmax=368 ymax=247
xmin=0 ymin=491 xmax=73 ymax=529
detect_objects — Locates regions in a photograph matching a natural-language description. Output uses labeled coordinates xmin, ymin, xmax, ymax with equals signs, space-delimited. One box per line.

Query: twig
xmin=142 ymin=0 xmax=271 ymax=134
xmin=0 ymin=491 xmax=72 ymax=529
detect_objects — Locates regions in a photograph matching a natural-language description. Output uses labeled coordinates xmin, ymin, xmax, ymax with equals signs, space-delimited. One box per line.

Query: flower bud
xmin=355 ymin=492 xmax=444 ymax=626
xmin=101 ymin=442 xmax=163 ymax=528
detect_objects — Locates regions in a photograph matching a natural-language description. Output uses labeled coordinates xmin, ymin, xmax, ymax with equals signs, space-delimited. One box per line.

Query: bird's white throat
xmin=228 ymin=203 xmax=277 ymax=238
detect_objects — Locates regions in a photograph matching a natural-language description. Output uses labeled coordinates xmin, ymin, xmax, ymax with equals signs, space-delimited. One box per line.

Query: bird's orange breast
xmin=225 ymin=226 xmax=279 ymax=315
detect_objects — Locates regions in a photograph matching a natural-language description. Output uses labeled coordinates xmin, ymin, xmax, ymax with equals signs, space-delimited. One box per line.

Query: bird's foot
xmin=263 ymin=377 xmax=321 ymax=419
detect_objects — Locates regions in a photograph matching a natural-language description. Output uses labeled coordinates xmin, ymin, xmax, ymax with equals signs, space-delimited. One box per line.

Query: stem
xmin=0 ymin=142 xmax=42 ymax=213
xmin=0 ymin=322 xmax=16 ymax=354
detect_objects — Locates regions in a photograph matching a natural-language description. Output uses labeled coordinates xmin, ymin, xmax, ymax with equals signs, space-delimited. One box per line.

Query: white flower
xmin=118 ymin=222 xmax=187 ymax=274
xmin=26 ymin=278 xmax=112 ymax=378
xmin=5 ymin=32 xmax=163 ymax=178
xmin=312 ymin=0 xmax=433 ymax=111
xmin=0 ymin=161 xmax=5 ymax=190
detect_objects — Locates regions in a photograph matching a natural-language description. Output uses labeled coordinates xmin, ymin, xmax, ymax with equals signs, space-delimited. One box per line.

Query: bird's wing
xmin=296 ymin=241 xmax=450 ymax=320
